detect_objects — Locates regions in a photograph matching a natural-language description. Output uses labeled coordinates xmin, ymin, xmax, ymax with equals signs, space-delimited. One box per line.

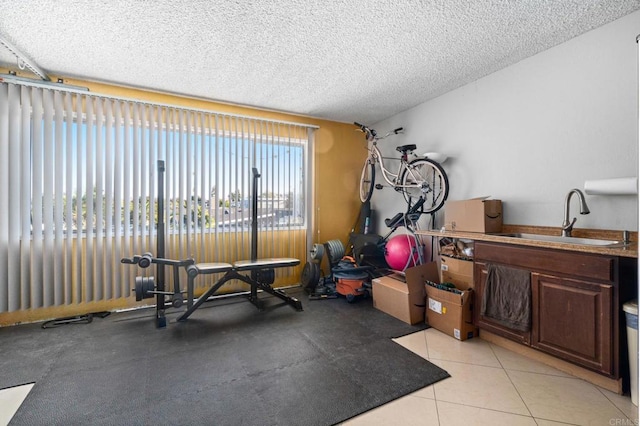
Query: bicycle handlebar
xmin=354 ymin=122 xmax=403 ymax=141
xmin=354 ymin=122 xmax=376 ymax=140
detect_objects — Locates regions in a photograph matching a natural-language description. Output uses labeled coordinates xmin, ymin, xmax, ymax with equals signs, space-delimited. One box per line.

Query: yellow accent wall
xmin=0 ymin=73 xmax=367 ymax=326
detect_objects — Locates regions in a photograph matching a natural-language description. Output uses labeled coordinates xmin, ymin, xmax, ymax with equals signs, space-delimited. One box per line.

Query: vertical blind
xmin=0 ymin=82 xmax=313 ymax=313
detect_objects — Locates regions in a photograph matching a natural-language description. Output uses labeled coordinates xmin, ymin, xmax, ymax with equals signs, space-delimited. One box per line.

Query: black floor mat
xmin=2 ymin=288 xmax=449 ymax=426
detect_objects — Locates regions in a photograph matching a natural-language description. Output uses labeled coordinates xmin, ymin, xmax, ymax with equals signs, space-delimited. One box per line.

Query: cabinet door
xmin=531 ymin=273 xmax=613 ymax=375
xmin=474 ymin=262 xmax=531 ymax=345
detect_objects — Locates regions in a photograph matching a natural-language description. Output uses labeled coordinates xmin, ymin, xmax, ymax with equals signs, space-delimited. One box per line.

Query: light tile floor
xmin=343 ymin=328 xmax=640 ymax=426
xmin=0 ymin=383 xmax=33 ymax=426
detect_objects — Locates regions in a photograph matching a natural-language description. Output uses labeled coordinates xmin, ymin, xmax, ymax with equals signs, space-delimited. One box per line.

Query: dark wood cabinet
xmin=531 ymin=273 xmax=612 ymax=374
xmin=473 ymin=241 xmax=635 ymax=380
xmin=474 ymin=261 xmax=531 ymax=345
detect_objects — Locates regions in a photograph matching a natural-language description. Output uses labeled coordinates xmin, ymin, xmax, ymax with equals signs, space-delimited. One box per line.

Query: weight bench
xmin=121 ymin=165 xmax=303 ymax=327
xmin=178 ymin=257 xmax=303 ymax=321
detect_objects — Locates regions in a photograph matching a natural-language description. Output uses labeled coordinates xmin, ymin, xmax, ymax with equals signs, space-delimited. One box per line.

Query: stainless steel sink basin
xmin=493 ymin=233 xmax=625 ymax=247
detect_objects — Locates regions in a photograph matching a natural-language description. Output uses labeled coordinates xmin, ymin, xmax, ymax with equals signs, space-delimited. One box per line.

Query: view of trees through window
xmin=32 ymin=119 xmax=307 ymax=235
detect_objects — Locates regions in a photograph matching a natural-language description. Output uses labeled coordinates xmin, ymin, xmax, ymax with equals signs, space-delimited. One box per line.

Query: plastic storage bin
xmin=623 ymin=300 xmax=638 ymax=406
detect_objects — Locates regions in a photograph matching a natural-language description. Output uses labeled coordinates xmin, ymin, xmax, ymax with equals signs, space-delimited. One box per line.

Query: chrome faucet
xmin=561 ymin=188 xmax=590 ymax=237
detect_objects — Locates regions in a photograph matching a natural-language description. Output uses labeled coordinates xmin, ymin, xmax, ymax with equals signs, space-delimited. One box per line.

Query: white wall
xmin=372 ymin=11 xmax=639 ymax=234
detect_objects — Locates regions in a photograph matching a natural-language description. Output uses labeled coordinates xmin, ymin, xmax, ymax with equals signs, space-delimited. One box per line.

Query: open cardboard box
xmin=419 ymin=262 xmax=478 ymax=341
xmin=440 ymin=255 xmax=474 ymax=289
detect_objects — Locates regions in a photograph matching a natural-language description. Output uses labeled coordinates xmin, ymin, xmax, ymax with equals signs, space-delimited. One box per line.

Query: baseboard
xmin=480 ymin=330 xmax=623 ymax=394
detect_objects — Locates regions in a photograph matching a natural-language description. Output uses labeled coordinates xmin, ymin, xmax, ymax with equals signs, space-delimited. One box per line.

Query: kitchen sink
xmin=492 ymin=233 xmax=625 ymax=247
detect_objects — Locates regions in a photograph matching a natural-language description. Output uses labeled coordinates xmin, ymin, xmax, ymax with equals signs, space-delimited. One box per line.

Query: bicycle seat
xmin=396 ymin=144 xmax=416 ymax=154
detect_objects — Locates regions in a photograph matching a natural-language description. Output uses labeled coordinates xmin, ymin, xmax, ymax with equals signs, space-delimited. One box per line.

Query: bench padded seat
xmin=193 ymin=263 xmax=233 ymax=274
xmin=233 ymin=258 xmax=300 ymax=271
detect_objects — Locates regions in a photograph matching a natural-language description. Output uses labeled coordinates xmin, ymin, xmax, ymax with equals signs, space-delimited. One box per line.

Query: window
xmin=0 ymin=82 xmax=314 ymax=312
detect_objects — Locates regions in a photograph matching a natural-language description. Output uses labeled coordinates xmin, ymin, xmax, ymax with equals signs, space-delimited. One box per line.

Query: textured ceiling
xmin=1 ymin=1 xmax=639 ymax=124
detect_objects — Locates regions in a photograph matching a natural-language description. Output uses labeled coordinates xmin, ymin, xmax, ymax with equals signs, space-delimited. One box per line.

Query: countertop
xmin=415 ymin=225 xmax=638 ymax=258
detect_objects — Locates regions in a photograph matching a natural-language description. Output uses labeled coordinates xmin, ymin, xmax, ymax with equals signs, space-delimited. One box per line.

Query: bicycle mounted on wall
xmin=354 ymin=122 xmax=449 ymax=214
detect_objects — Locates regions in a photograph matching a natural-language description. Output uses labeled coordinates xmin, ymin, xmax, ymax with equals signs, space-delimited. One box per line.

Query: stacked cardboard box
xmin=373 ymin=262 xmax=478 ymax=341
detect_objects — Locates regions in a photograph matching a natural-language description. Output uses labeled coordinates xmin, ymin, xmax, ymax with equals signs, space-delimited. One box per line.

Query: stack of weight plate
xmin=301 ymin=239 xmax=344 ymax=293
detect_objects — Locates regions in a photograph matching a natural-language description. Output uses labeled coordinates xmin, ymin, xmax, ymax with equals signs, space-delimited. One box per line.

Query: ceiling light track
xmin=0 ymin=34 xmax=50 ymax=81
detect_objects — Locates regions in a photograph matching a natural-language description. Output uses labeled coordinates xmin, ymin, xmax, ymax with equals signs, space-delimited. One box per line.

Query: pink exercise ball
xmin=384 ymin=234 xmax=421 ymax=271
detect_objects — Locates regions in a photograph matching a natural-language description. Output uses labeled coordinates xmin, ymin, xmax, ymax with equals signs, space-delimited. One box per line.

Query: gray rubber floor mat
xmin=2 ymin=288 xmax=449 ymax=426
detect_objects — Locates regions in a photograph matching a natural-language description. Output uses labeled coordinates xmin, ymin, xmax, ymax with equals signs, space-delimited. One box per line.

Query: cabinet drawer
xmin=474 ymin=242 xmax=615 ymax=283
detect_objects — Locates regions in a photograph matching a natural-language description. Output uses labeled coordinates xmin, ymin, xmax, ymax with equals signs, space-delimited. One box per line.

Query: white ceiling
xmin=1 ymin=1 xmax=639 ymax=124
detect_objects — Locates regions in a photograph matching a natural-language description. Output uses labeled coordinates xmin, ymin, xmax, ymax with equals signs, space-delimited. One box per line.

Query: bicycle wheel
xmin=359 ymin=159 xmax=375 ymax=203
xmin=400 ymin=158 xmax=449 ymax=213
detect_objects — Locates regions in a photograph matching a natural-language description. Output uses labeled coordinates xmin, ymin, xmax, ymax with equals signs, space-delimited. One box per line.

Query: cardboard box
xmin=440 ymin=255 xmax=474 ymax=289
xmin=422 ymin=261 xmax=478 ymax=341
xmin=444 ymin=198 xmax=503 ymax=233
xmin=426 ymin=284 xmax=477 ymax=341
xmin=372 ymin=264 xmax=430 ymax=325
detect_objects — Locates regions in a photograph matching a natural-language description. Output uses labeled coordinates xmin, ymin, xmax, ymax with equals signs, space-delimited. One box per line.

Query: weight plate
xmin=310 ymin=243 xmax=325 ymax=261
xmin=135 ymin=276 xmax=155 ymax=300
xmin=310 ymin=263 xmax=320 ymax=288
xmin=134 ymin=276 xmax=155 ymax=301
xmin=326 ymin=239 xmax=345 ymax=264
xmin=144 ymin=277 xmax=155 ymax=299
xmin=326 ymin=240 xmax=337 ymax=263
xmin=134 ymin=276 xmax=144 ymax=301
xmin=301 ymin=262 xmax=313 ymax=288
xmin=301 ymin=262 xmax=321 ymax=291
xmin=256 ymin=268 xmax=275 ymax=285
